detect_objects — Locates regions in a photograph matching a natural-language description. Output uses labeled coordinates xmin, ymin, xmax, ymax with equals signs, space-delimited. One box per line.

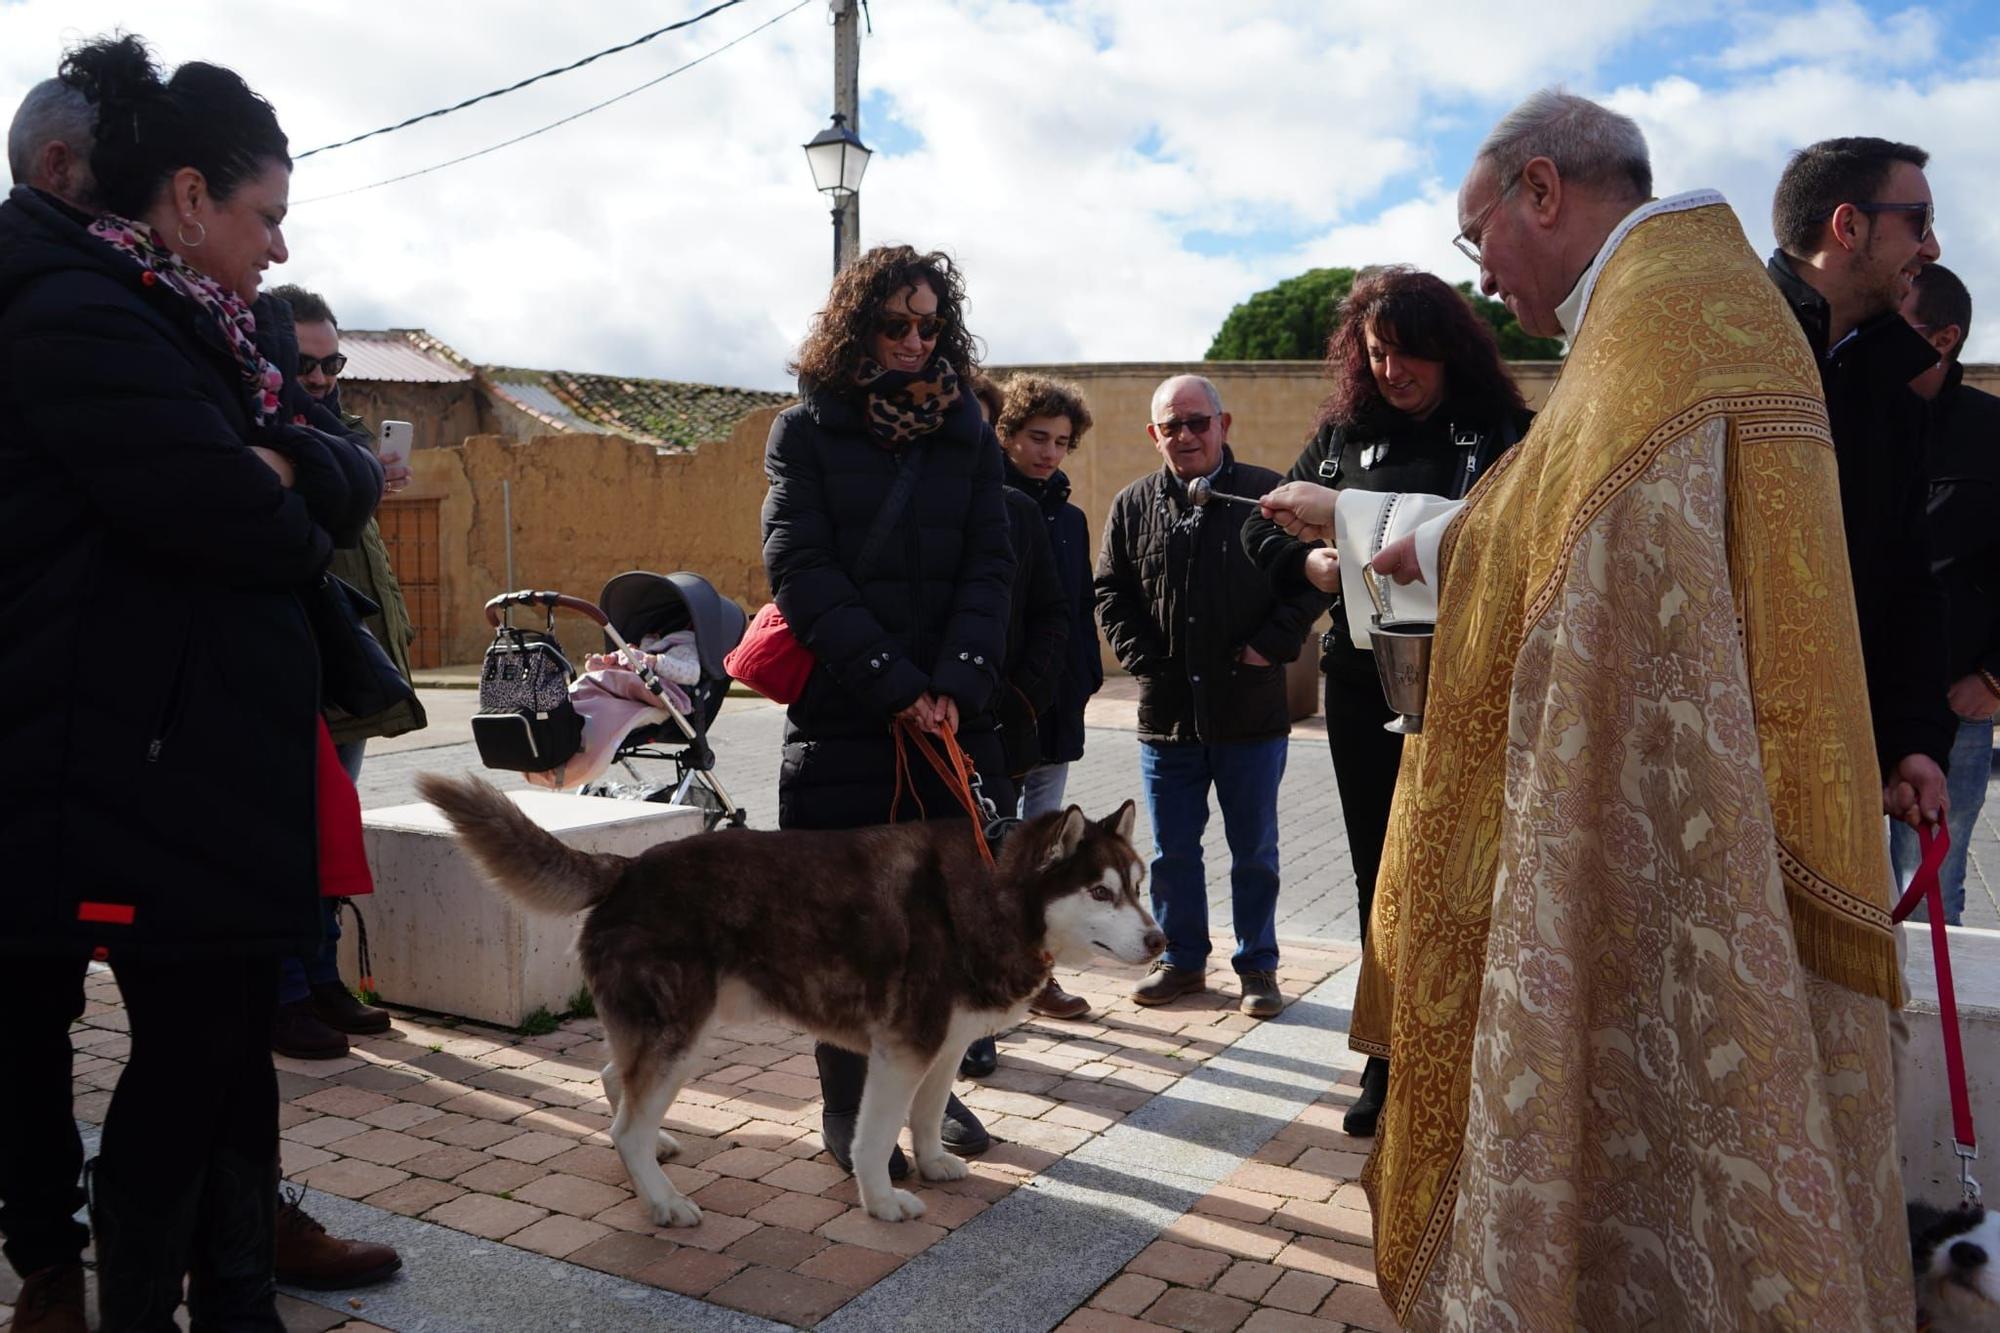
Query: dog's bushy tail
xmin=414 ymin=774 xmax=622 ymax=915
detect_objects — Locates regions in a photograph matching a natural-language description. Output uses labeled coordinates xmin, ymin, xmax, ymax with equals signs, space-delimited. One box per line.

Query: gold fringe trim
xmin=1786 ymin=885 xmax=1903 ymax=1007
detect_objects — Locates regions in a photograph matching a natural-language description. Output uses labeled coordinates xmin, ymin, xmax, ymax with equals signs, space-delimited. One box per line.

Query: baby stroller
xmin=472 ymin=571 xmax=749 ymax=830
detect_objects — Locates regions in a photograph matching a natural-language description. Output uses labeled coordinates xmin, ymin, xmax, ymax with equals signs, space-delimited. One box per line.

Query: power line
xmin=295 ymin=0 xmax=751 ymax=159
xmin=293 ymin=0 xmax=811 ymax=206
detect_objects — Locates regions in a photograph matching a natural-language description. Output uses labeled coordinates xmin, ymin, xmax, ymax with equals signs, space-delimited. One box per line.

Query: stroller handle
xmin=484 ymin=590 xmax=608 ymax=628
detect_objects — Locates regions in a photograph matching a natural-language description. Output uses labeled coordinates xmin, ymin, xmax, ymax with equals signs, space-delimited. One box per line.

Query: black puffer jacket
xmin=1769 ymin=252 xmax=1955 ymax=775
xmin=997 ymin=488 xmax=1069 ymax=778
xmin=1095 ymin=448 xmax=1329 ymax=745
xmin=761 ymin=380 xmax=1016 ymax=828
xmin=1005 ymin=460 xmax=1102 ymax=765
xmin=1921 ymin=362 xmax=2000 ymax=683
xmin=0 ymin=185 xmax=381 ymax=957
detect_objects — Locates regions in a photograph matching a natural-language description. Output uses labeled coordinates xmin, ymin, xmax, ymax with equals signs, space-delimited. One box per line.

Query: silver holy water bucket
xmin=1369 ymin=619 xmax=1435 ymax=734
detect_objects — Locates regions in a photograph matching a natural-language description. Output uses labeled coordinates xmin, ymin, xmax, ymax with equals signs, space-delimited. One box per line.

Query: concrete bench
xmin=1899 ymin=921 xmax=2000 ymax=1206
xmin=339 ymin=791 xmax=704 ymax=1028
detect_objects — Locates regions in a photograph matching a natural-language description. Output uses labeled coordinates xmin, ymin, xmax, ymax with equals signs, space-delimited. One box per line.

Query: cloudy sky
xmin=5 ymin=0 xmax=1997 ymax=388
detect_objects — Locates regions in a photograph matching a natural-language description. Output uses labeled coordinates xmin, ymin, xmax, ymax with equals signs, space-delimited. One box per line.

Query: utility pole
xmin=832 ymin=0 xmax=860 ymax=271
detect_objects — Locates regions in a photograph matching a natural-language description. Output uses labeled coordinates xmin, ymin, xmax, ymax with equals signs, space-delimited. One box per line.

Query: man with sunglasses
xmin=1767 ymin=138 xmax=1955 ymax=834
xmin=1093 ymin=375 xmax=1328 ymax=1019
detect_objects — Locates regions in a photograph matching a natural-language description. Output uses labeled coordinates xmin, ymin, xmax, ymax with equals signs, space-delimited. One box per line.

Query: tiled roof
xmin=536 ymin=371 xmax=793 ymax=452
xmin=338 ymin=329 xmax=475 ymax=384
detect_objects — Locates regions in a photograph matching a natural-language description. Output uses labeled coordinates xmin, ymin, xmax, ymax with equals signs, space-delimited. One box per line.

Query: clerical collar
xmin=1554 ymin=189 xmax=1729 ymax=340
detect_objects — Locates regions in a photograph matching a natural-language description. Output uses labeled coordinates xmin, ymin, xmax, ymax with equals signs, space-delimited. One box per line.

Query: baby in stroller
xmin=472 ymin=571 xmax=748 ymax=829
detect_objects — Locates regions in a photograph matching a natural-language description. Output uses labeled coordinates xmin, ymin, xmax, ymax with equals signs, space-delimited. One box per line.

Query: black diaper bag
xmin=471 ymin=625 xmax=584 ymax=773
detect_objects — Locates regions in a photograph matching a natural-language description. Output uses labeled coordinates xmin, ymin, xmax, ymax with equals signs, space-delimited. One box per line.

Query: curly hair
xmin=996 ymin=374 xmax=1093 ymax=448
xmin=966 ymin=369 xmax=1005 ymax=424
xmin=1318 ymin=266 xmax=1525 ymax=432
xmin=790 ymin=245 xmax=981 ymax=395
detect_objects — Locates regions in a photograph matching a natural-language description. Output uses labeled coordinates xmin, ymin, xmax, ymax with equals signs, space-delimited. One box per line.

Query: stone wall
xmin=340 ymin=379 xmax=487 ymax=454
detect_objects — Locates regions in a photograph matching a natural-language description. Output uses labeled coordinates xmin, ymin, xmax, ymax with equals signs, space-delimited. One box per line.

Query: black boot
xmin=89 ymin=1153 xmax=202 ymax=1333
xmin=308 ymin=981 xmax=391 ymax=1036
xmin=184 ymin=1149 xmax=284 ymax=1331
xmin=940 ymin=1093 xmax=990 ymax=1157
xmin=958 ymin=1035 xmax=997 ymax=1079
xmin=814 ymin=1043 xmax=908 ymax=1180
xmin=1343 ymin=1056 xmax=1389 ymax=1138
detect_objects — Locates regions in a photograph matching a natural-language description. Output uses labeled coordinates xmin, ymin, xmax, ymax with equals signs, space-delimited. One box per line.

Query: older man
xmin=1094 ymin=376 xmax=1325 ymax=1017
xmin=1267 ymin=91 xmax=1908 ymax=1326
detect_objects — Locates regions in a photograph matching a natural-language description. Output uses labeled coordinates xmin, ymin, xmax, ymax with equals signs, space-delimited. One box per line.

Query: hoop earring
xmin=176 ymin=219 xmax=206 ymax=248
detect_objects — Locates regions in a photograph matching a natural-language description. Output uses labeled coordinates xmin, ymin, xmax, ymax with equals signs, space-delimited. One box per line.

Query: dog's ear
xmin=1097 ymin=800 xmax=1136 ymax=844
xmin=1043 ymin=807 xmax=1088 ymax=866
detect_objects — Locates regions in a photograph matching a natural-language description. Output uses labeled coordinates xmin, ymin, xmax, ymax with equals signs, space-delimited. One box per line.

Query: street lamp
xmin=803 ymin=111 xmax=872 ymax=276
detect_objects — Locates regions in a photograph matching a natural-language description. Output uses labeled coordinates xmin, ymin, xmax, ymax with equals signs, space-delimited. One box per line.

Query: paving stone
xmin=437 ymin=1090 xmax=538 ymax=1122
xmin=426 ymin=1114 xmax=532 ymax=1149
xmin=357 ymin=1102 xmax=446 ymax=1133
xmin=906 ymin=1189 xmax=988 ymax=1230
xmin=1269 ymin=1200 xmax=1372 ymax=1245
xmin=1238 ymin=1309 xmax=1345 ymax=1332
xmin=1126 ymin=1240 xmax=1233 ymax=1290
xmin=794 ymin=1242 xmax=906 ymax=1289
xmin=513 ymin=1106 xmax=612 ymax=1138
xmin=282 ymin=1116 xmax=368 ymax=1148
xmin=632 ymin=1247 xmax=745 ymax=1296
xmin=701 ymin=1146 xmax=793 ymax=1180
xmin=760 ymin=1158 xmax=849 ymax=1196
xmin=564 ymin=1229 xmax=680 ymax=1278
xmin=749 ymin=1191 xmax=850 ymax=1232
xmin=280 ymin=1142 xmax=337 ymax=1176
xmin=1143 ymin=1285 xmax=1254 ymax=1333
xmin=506 ymin=1213 xmax=614 ymax=1258
xmin=297 ymin=1159 xmax=408 ymax=1200
xmin=540 ymin=1144 xmax=632 ymax=1186
xmin=401 ymin=1146 xmax=491 ymax=1181
xmin=1315 ymin=1282 xmax=1397 ymax=1332
xmin=1162 ymin=1213 xmax=1291 ymax=1262
xmin=1043 ymin=1103 xmax=1123 ymax=1133
xmin=360 ymin=1175 xmax=465 ymax=1217
xmin=421 ymin=1192 xmax=548 ymax=1240
xmin=724 ymin=1223 xmax=829 ymax=1269
xmin=487 ymin=1131 xmax=575 ymax=1164
xmin=1058 ymin=1310 xmax=1174 ymax=1333
xmin=331 ymin=1129 xmax=434 ymax=1167
xmin=1271 ymin=1236 xmax=1375 ymax=1284
xmin=988 ymin=1115 xmax=1094 ymax=1154
xmin=670 ymin=1212 xmax=764 ymax=1253
xmin=707 ymin=1263 xmax=854 ymax=1324
xmin=1192 ymin=1185 xmax=1284 ymax=1225
xmin=292 ymin=1088 xmax=396 ymax=1119
xmin=691 ymin=1176 xmax=785 ymax=1216
xmin=1264 ymin=1270 xmax=1338 ymax=1314
xmin=817 ymin=1208 xmax=948 ymax=1257
xmin=1224 ymin=1162 xmax=1337 ymax=1203
xmin=1091 ymin=1273 xmax=1169 ymax=1316
xmin=513 ymin=1172 xmax=628 ymax=1218
xmin=1288 ymin=1147 xmax=1368 ymax=1183
xmin=1212 ymin=1261 xmax=1283 ymax=1303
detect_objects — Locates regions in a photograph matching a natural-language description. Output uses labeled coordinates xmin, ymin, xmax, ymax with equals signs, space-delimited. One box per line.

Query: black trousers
xmin=1324 ymin=664 xmax=1403 ymax=942
xmin=0 ymin=952 xmax=91 ymax=1277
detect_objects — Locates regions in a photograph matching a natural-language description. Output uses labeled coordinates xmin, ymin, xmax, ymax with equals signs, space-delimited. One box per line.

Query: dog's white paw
xmin=647 ymin=1193 xmax=703 ymax=1228
xmin=917 ymin=1153 xmax=969 ymax=1182
xmin=862 ymin=1188 xmax=927 ymax=1222
xmin=655 ymin=1129 xmax=682 ymax=1160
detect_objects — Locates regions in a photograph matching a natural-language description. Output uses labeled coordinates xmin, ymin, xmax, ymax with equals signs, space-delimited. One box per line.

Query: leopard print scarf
xmin=854 ymin=355 xmax=962 ymax=446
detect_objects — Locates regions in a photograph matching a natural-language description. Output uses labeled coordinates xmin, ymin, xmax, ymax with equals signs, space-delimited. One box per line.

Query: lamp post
xmin=803 ymin=111 xmax=872 ymax=276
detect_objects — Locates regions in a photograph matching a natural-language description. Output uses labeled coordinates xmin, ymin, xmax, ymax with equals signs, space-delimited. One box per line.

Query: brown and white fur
xmin=415 ymin=775 xmax=1163 ymax=1225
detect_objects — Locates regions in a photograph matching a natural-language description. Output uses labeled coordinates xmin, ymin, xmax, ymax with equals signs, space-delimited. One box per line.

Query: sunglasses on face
xmin=1154 ymin=414 xmax=1214 ymax=438
xmin=298 ymin=353 xmax=347 ymax=377
xmin=1814 ymin=200 xmax=1935 ymax=243
xmin=876 ymin=315 xmax=943 ymax=342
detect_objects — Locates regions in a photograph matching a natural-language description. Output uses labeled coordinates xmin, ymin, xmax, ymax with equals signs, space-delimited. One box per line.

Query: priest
xmin=1260 ymin=90 xmax=1909 ymax=1328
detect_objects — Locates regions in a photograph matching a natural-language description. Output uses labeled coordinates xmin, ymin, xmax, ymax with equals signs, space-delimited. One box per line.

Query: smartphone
xmin=378 ymin=420 xmax=413 ymax=460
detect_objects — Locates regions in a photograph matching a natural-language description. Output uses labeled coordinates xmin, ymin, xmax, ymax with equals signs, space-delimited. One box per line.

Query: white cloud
xmin=1714 ymin=1 xmax=1940 ymax=71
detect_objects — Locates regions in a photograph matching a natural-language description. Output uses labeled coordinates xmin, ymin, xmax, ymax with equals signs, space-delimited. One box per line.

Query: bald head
xmin=1147 ymin=374 xmax=1229 ymax=480
xmin=7 ymin=77 xmax=99 ymax=209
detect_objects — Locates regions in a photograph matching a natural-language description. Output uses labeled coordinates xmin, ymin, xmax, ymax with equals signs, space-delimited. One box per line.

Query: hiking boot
xmin=274 ymin=1192 xmax=403 ymax=1290
xmin=1028 ymin=977 xmax=1091 ymax=1020
xmin=308 ymin=981 xmax=391 ymax=1036
xmin=1343 ymin=1056 xmax=1389 ymax=1138
xmin=272 ymin=999 xmax=349 ymax=1060
xmin=958 ymin=1036 xmax=997 ymax=1079
xmin=1238 ymin=970 xmax=1284 ymax=1019
xmin=10 ymin=1263 xmax=87 ymax=1333
xmin=1132 ymin=961 xmax=1206 ymax=1006
xmin=815 ymin=1043 xmax=909 ymax=1180
xmin=940 ymin=1093 xmax=990 ymax=1157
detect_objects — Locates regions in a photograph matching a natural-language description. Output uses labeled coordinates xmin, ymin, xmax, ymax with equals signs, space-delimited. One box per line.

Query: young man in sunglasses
xmin=1767 ymin=141 xmax=1954 ymax=830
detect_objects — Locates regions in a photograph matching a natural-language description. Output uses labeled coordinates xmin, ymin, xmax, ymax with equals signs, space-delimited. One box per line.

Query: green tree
xmin=1204 ymin=268 xmax=1564 ymax=361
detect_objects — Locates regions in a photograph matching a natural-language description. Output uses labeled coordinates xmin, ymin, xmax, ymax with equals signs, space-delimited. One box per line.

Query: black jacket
xmin=1768 ymin=252 xmax=1955 ymax=775
xmin=1921 ymin=362 xmax=2000 ymax=683
xmin=997 ymin=487 xmax=1070 ymax=778
xmin=761 ymin=381 xmax=1015 ymax=827
xmin=1004 ymin=460 xmax=1103 ymax=765
xmin=0 ymin=185 xmax=382 ymax=957
xmin=1095 ymin=447 xmax=1329 ymax=745
xmin=1242 ymin=402 xmax=1529 ymax=675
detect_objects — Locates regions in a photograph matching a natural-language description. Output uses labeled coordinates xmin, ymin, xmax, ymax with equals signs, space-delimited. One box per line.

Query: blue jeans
xmin=1139 ymin=737 xmax=1287 ymax=974
xmin=278 ymin=741 xmax=365 ymax=1004
xmin=1890 ymin=718 xmax=1992 ymax=926
xmin=1018 ymin=763 xmax=1070 ymax=819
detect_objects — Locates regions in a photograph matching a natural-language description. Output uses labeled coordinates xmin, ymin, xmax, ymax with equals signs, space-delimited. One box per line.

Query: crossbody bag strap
xmin=854 ymin=445 xmax=928 ymax=579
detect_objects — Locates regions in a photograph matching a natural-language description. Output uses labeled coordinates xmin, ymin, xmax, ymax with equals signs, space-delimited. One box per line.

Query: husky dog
xmin=1912 ymin=1201 xmax=2000 ymax=1331
xmin=415 ymin=775 xmax=1164 ymax=1225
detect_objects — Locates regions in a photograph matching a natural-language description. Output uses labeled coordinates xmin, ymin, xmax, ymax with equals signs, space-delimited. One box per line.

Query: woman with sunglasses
xmin=760 ymin=245 xmax=1015 ymax=1179
xmin=1242 ymin=265 xmax=1530 ymax=1138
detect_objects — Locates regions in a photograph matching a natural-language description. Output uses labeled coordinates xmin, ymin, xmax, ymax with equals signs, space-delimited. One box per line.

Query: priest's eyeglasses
xmin=1453 ymin=174 xmax=1523 ymax=264
xmin=1815 ymin=200 xmax=1935 ymax=243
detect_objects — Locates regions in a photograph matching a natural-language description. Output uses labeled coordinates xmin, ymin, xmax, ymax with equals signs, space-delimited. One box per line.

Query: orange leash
xmin=890 ymin=717 xmax=995 ymax=866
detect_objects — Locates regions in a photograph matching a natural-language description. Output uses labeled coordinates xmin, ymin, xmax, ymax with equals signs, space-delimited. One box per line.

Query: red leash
xmin=1891 ymin=822 xmax=1981 ymax=1202
xmin=890 ymin=718 xmax=996 ymax=867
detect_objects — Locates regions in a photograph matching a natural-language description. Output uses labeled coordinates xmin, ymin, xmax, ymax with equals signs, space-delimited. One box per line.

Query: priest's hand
xmin=1883 ymin=752 xmax=1948 ymax=827
xmin=1948 ymin=672 xmax=2000 ymax=722
xmin=1259 ymin=482 xmax=1337 ymax=543
xmin=1303 ymin=547 xmax=1341 ymax=593
xmin=1370 ymin=533 xmax=1425 ymax=585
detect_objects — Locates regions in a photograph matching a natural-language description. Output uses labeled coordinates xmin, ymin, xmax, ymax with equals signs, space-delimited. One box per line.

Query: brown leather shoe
xmin=10 ymin=1263 xmax=87 ymax=1333
xmin=1028 ymin=977 xmax=1091 ymax=1020
xmin=274 ymin=1192 xmax=403 ymax=1290
xmin=1133 ymin=961 xmax=1206 ymax=1006
xmin=1238 ymin=970 xmax=1284 ymax=1019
